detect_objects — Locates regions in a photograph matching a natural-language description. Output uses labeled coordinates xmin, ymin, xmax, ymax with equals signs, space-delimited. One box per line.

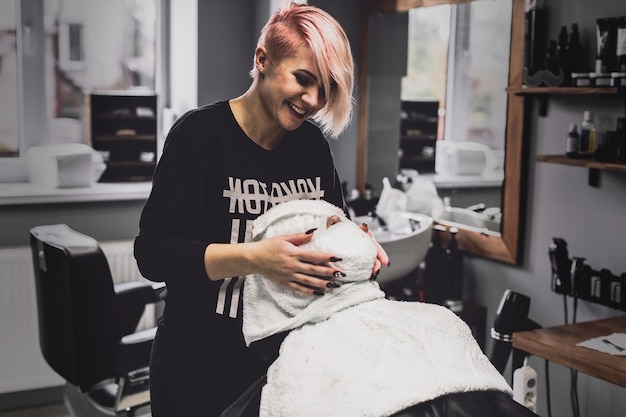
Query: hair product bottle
xmin=557 ymin=26 xmax=570 ymax=82
xmin=566 ymin=124 xmax=580 ymax=158
xmin=617 ymin=16 xmax=626 ymax=72
xmin=579 ymin=111 xmax=596 ymax=157
xmin=568 ymin=23 xmax=584 ymax=74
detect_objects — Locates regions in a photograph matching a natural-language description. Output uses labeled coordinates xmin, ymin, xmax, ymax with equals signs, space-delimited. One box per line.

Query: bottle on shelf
xmin=545 ymin=40 xmax=559 ymax=74
xmin=557 ymin=26 xmax=569 ymax=83
xmin=565 ymin=124 xmax=580 ymax=158
xmin=568 ymin=23 xmax=584 ymax=74
xmin=579 ymin=111 xmax=596 ymax=157
xmin=616 ymin=117 xmax=626 ymax=163
xmin=445 ymin=227 xmax=464 ymax=305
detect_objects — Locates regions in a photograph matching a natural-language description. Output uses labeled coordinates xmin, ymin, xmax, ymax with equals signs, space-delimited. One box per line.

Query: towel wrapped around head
xmin=243 ymin=199 xmax=384 ymax=346
xmin=242 ymin=199 xmax=512 ymax=417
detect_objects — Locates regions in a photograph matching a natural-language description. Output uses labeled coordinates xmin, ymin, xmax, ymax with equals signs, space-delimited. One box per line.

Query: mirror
xmin=357 ymin=0 xmax=527 ymax=264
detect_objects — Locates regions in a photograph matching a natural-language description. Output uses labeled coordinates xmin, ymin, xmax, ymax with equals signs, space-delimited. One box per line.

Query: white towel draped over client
xmin=243 ymin=199 xmax=512 ymax=417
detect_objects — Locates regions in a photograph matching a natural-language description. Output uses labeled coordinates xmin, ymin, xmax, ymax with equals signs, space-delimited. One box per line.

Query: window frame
xmin=0 ymin=0 xmax=47 ymax=183
xmin=58 ymin=21 xmax=86 ymax=71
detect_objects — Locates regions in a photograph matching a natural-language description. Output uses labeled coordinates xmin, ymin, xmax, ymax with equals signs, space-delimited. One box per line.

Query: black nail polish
xmin=306 ymin=228 xmax=318 ymax=235
xmin=326 ymin=282 xmax=341 ymax=288
xmin=370 ymin=269 xmax=380 ymax=281
xmin=330 ymin=257 xmax=343 ymax=262
xmin=333 ymin=271 xmax=346 ymax=278
xmin=313 ymin=290 xmax=325 ymax=296
xmin=387 ymin=261 xmax=391 ymax=267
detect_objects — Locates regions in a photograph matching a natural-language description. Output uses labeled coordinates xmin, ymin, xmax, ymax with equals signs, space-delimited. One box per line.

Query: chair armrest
xmin=114 ymin=281 xmax=164 ymax=336
xmin=121 ymin=327 xmax=157 ymax=345
xmin=117 ymin=327 xmax=157 ymax=372
xmin=114 ymin=281 xmax=163 ymax=304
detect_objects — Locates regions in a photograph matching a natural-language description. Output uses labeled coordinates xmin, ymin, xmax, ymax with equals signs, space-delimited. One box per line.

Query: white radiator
xmin=0 ymin=240 xmax=156 ymax=394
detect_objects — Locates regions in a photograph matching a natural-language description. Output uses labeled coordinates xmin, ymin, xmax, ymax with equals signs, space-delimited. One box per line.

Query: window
xmin=0 ymin=0 xmax=159 ymax=183
xmin=59 ymin=22 xmax=85 ymax=70
xmin=0 ymin=1 xmax=19 ymax=159
xmin=402 ymin=0 xmax=512 ymax=152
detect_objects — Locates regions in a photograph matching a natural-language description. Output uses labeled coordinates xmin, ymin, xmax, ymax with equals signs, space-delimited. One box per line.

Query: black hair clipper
xmin=549 ymin=238 xmax=572 ymax=295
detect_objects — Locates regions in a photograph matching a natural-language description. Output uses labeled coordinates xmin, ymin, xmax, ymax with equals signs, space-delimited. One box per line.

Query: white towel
xmin=242 ymin=199 xmax=512 ymax=417
xmin=243 ymin=199 xmax=382 ymax=345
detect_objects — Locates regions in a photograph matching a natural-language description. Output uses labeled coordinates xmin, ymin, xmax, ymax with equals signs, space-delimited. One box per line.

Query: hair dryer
xmin=489 ymin=290 xmax=540 ymax=375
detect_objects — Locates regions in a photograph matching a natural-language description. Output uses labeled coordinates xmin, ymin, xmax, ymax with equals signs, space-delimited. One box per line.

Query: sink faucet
xmin=465 ymin=203 xmax=486 ymax=213
xmin=367 ymin=209 xmax=387 ymax=230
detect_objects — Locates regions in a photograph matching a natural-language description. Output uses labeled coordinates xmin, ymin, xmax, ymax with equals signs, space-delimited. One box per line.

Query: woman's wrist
xmin=204 ymin=241 xmax=258 ymax=281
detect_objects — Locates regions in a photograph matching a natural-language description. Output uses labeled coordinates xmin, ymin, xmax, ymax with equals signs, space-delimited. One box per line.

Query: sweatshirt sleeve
xmin=134 ymin=111 xmax=213 ymax=284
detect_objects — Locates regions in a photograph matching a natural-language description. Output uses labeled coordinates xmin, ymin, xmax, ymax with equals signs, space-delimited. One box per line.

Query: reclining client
xmin=222 ymin=199 xmax=538 ymax=417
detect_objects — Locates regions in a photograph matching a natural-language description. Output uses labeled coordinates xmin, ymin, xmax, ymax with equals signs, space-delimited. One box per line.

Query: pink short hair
xmin=252 ymin=2 xmax=355 ymax=139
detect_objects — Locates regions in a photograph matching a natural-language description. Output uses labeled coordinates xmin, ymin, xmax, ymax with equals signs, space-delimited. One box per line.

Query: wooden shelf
xmin=536 ymin=154 xmax=626 ymax=173
xmin=89 ymin=92 xmax=157 ymax=182
xmin=507 ymin=85 xmax=626 ymax=116
xmin=507 ymin=86 xmax=623 ymax=95
xmin=536 ymin=154 xmax=626 ymax=186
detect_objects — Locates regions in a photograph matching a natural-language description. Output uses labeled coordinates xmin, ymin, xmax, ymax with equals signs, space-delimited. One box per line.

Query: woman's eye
xmin=296 ymin=74 xmax=311 ymax=86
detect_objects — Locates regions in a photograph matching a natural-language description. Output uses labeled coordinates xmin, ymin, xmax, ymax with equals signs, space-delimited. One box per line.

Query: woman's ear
xmin=255 ymin=47 xmax=268 ymax=74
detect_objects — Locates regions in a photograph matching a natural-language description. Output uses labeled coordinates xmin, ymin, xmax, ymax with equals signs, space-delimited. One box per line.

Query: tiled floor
xmin=0 ymin=403 xmax=69 ymax=417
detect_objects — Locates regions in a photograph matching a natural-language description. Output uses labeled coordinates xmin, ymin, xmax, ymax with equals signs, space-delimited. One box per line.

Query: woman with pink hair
xmin=134 ymin=2 xmax=388 ymax=416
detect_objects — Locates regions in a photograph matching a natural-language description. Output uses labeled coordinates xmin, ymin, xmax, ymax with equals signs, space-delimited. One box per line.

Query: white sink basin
xmin=437 ymin=206 xmax=501 ymax=233
xmin=354 ymin=212 xmax=433 ymax=285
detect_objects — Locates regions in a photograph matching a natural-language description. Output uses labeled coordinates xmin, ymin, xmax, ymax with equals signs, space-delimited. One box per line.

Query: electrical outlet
xmin=513 ymin=363 xmax=538 ymax=412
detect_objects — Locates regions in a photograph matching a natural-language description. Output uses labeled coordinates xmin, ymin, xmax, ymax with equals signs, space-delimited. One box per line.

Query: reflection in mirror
xmin=358 ymin=0 xmax=526 ymax=264
xmin=368 ymin=0 xmax=512 ymax=235
xmin=404 ymin=1 xmax=511 ymax=234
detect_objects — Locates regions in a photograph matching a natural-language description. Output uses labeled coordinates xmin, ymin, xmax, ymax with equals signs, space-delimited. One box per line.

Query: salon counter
xmin=0 ymin=182 xmax=152 ymax=206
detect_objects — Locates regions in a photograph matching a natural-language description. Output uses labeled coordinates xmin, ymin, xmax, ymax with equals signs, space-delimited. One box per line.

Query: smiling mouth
xmin=289 ymin=103 xmax=306 ymax=118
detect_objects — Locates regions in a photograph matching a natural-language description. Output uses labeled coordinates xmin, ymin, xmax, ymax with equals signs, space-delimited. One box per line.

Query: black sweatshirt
xmin=134 ymin=100 xmax=345 ymax=415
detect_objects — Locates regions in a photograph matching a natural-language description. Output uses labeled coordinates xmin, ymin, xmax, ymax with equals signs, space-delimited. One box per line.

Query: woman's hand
xmin=358 ymin=223 xmax=390 ymax=280
xmin=250 ymin=230 xmax=343 ymax=296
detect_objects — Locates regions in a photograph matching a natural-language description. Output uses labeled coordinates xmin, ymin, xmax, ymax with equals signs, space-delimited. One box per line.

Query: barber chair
xmin=29 ymin=224 xmax=164 ymax=417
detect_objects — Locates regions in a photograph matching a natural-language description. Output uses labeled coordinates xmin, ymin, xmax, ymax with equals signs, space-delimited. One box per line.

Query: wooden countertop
xmin=512 ymin=316 xmax=626 ymax=388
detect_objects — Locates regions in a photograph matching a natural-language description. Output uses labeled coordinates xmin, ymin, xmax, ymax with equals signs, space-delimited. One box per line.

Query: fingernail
xmin=330 ymin=257 xmax=343 ymax=262
xmin=313 ymin=290 xmax=325 ymax=296
xmin=387 ymin=261 xmax=391 ymax=267
xmin=326 ymin=282 xmax=341 ymax=288
xmin=361 ymin=222 xmax=369 ymax=231
xmin=306 ymin=228 xmax=318 ymax=235
xmin=370 ymin=270 xmax=380 ymax=281
xmin=333 ymin=271 xmax=346 ymax=278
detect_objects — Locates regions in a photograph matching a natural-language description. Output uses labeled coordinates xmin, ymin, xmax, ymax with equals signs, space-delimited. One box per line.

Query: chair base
xmin=63 ymin=383 xmax=151 ymax=417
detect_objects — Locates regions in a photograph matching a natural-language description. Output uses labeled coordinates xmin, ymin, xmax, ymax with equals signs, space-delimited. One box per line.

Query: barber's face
xmin=257 ymin=47 xmax=328 ymax=132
